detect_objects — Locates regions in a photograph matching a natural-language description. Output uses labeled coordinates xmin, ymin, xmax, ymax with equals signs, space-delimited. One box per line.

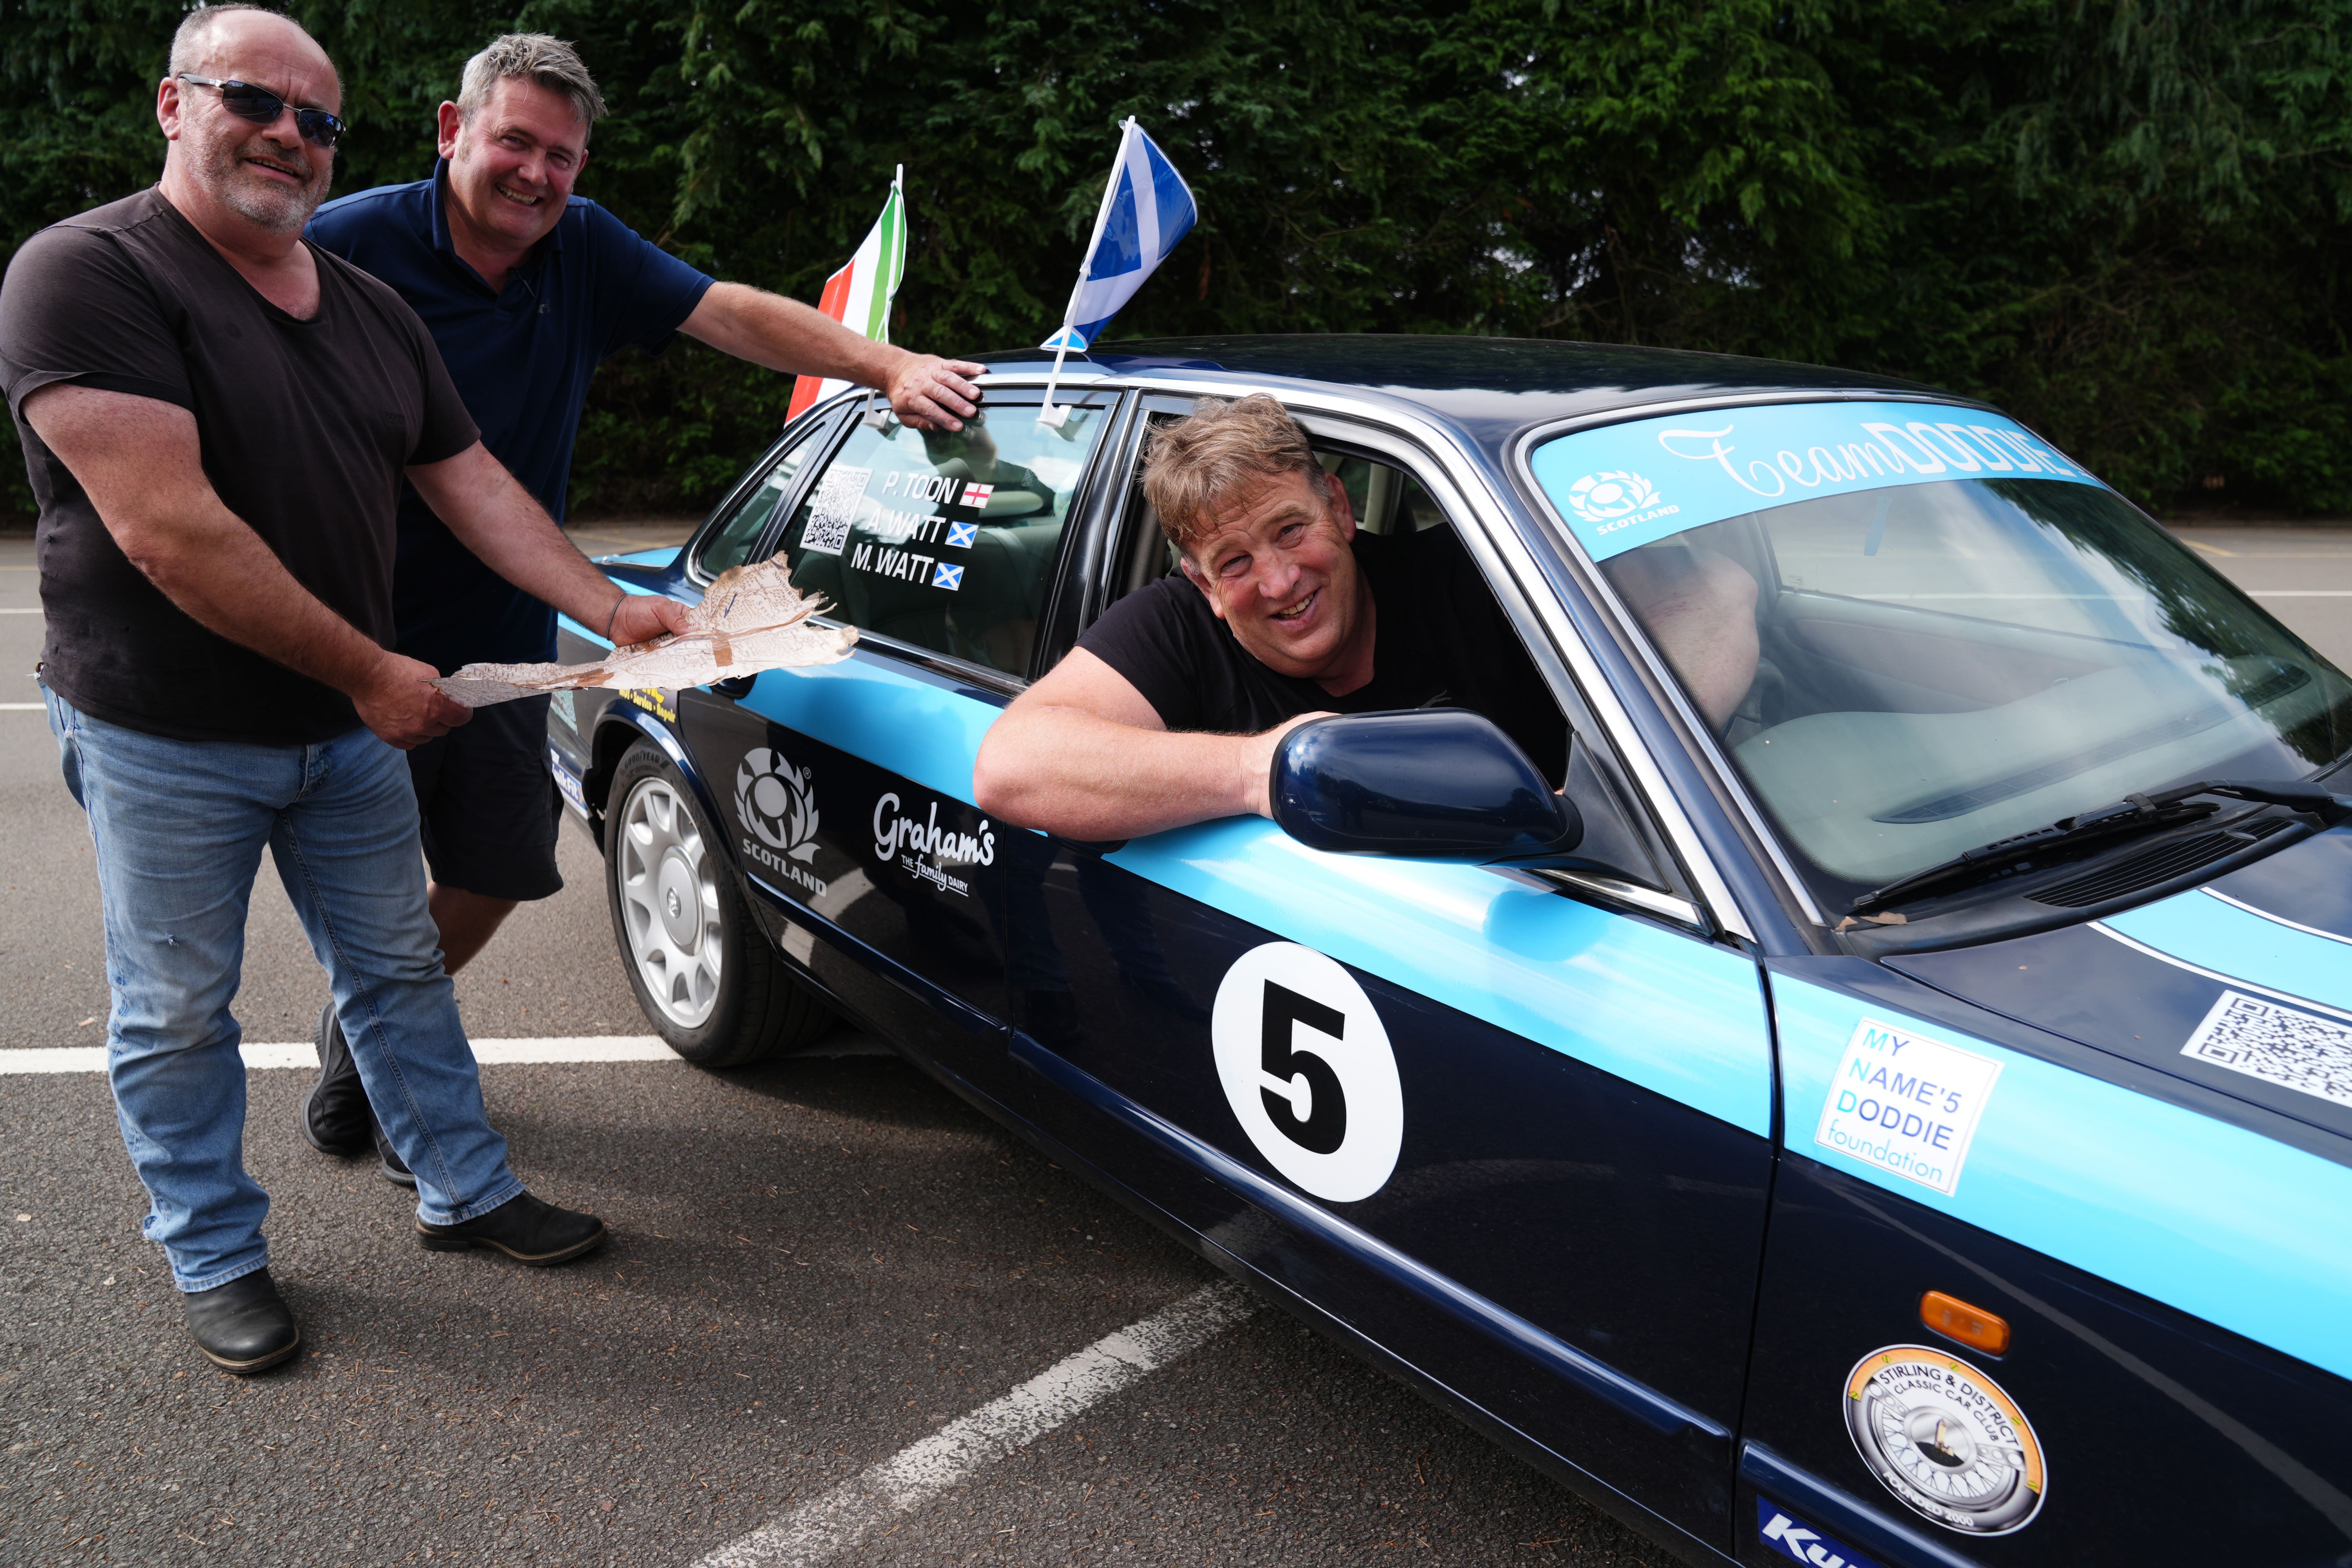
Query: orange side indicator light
xmin=1921 ymin=1290 xmax=2011 ymax=1356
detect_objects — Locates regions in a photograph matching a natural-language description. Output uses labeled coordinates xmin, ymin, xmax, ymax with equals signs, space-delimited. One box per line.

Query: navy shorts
xmin=406 ymin=693 xmax=563 ymax=902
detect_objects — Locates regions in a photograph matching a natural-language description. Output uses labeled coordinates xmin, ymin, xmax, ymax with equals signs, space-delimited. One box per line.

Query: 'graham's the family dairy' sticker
xmin=1813 ymin=1018 xmax=2002 ymax=1197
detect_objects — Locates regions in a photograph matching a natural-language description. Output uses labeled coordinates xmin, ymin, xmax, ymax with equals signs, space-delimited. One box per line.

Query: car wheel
xmin=604 ymin=740 xmax=833 ymax=1065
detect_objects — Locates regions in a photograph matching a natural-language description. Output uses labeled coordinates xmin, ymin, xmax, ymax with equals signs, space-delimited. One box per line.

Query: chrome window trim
xmin=683 ymin=399 xmax=858 ymax=590
xmin=972 ymin=370 xmax=1758 ymax=942
xmin=1529 ymin=869 xmax=1704 ymax=928
xmin=1503 ymin=392 xmax=2029 ymax=931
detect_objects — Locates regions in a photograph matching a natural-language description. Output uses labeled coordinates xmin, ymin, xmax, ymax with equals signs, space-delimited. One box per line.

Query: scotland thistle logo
xmin=1565 ymin=471 xmax=1661 ymax=524
xmin=734 ymin=748 xmax=820 ymax=863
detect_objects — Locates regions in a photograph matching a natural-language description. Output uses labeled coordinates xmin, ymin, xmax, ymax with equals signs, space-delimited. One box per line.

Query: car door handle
xmin=711 ymin=674 xmax=758 ymax=699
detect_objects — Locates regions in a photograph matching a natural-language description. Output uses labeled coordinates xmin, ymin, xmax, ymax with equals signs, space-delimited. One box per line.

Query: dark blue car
xmin=545 ymin=338 xmax=2352 ymax=1568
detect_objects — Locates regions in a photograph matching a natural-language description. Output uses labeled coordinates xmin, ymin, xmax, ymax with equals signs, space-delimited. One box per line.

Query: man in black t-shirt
xmin=0 ymin=7 xmax=687 ymax=1375
xmin=974 ymin=395 xmax=1564 ymax=839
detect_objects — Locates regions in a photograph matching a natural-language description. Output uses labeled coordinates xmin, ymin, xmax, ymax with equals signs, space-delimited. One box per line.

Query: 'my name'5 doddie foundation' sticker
xmin=1814 ymin=1018 xmax=2001 ymax=1197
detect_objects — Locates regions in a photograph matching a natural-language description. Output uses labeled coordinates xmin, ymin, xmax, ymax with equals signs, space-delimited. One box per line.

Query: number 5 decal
xmin=1212 ymin=943 xmax=1403 ymax=1203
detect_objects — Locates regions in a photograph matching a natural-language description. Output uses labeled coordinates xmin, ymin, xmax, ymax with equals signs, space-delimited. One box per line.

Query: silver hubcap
xmin=616 ymin=776 xmax=722 ymax=1028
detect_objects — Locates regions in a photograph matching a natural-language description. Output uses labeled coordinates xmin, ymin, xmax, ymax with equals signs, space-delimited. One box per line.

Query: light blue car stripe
xmin=564 ymin=604 xmax=1775 ymax=1136
xmin=1110 ymin=820 xmax=1773 ymax=1137
xmin=732 ymin=658 xmax=1000 ymax=804
xmin=1776 ymin=975 xmax=2352 ymax=1382
xmin=2102 ymin=888 xmax=2352 ymax=1017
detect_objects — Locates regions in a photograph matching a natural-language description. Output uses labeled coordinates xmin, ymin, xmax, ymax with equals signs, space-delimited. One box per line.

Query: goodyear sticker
xmin=1813 ymin=1017 xmax=2000 ymax=1197
xmin=1845 ymin=1346 xmax=2046 ymax=1535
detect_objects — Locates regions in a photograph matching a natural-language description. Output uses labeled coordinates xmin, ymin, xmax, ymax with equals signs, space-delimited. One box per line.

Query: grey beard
xmin=196 ymin=134 xmax=328 ymax=234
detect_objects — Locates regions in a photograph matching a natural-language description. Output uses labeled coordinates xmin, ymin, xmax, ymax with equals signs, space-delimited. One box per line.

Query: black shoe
xmin=184 ymin=1268 xmax=300 ymax=1374
xmin=417 ymin=1193 xmax=607 ymax=1267
xmin=300 ymin=1000 xmax=371 ymax=1156
xmin=371 ymin=1114 xmax=418 ymax=1188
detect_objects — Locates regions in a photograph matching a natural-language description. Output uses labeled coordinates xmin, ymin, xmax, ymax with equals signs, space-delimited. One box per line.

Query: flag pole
xmin=862 ymin=164 xmax=911 ymax=430
xmin=1040 ymin=118 xmax=1139 ymax=429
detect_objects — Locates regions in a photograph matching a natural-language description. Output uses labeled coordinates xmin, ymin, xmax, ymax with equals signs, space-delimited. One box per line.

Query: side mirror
xmin=1270 ymin=710 xmax=1581 ymax=859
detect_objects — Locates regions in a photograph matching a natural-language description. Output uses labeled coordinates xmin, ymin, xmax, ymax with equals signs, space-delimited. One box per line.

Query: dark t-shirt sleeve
xmin=582 ymin=201 xmax=717 ymax=359
xmin=1075 ymin=577 xmax=1216 ymax=731
xmin=406 ymin=312 xmax=478 ymax=466
xmin=334 ymin=261 xmax=479 ymax=466
xmin=0 ymin=223 xmax=193 ymax=420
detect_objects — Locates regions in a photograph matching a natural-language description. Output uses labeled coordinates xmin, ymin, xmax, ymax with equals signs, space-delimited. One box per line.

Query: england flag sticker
xmin=959 ymin=482 xmax=995 ymax=509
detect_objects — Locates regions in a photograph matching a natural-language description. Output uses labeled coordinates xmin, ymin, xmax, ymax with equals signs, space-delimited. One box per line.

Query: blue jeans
xmin=45 ymin=688 xmax=523 ymax=1292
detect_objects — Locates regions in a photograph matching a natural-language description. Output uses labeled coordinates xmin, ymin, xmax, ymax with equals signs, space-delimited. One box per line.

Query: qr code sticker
xmin=799 ymin=465 xmax=872 ymax=556
xmin=2181 ymin=990 xmax=2352 ymax=1109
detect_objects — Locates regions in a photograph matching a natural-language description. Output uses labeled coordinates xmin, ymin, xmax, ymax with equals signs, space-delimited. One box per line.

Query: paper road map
xmin=432 ymin=559 xmax=858 ymax=708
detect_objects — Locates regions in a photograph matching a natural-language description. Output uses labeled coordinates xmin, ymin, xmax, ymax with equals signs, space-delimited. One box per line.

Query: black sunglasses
xmin=176 ymin=73 xmax=345 ymax=149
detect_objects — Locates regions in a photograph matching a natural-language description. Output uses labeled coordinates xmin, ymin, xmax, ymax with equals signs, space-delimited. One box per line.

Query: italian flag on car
xmin=786 ymin=169 xmax=908 ymax=423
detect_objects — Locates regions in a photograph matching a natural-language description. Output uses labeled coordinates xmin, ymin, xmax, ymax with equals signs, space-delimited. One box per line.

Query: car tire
xmin=604 ymin=740 xmax=833 ymax=1066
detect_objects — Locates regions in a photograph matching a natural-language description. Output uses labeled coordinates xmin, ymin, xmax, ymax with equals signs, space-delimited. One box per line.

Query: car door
xmin=1006 ymin=399 xmax=1778 ymax=1553
xmin=678 ymin=391 xmax=1125 ymax=1117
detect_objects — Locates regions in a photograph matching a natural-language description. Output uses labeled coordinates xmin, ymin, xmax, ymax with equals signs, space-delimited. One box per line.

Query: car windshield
xmin=1531 ymin=404 xmax=2352 ymax=906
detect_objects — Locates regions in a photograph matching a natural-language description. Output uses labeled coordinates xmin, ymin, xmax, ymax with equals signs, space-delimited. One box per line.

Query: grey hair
xmin=169 ymin=5 xmax=295 ymax=76
xmin=456 ymin=34 xmax=606 ymax=131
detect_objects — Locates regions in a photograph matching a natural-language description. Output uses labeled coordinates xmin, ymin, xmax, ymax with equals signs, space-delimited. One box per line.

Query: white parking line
xmin=690 ymin=1279 xmax=1254 ymax=1568
xmin=0 ymin=1036 xmax=680 ymax=1074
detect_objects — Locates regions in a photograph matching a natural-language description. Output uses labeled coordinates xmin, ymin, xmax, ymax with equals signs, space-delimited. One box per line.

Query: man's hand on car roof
xmin=886 ymin=353 xmax=987 ymax=433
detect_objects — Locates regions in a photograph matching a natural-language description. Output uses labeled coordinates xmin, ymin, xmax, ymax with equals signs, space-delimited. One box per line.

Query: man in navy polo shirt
xmin=302 ymin=32 xmax=983 ymax=1176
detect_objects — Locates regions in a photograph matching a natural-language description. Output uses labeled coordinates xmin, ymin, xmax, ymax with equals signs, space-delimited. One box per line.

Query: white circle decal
xmin=1844 ymin=1346 xmax=2047 ymax=1535
xmin=1211 ymin=943 xmax=1402 ymax=1203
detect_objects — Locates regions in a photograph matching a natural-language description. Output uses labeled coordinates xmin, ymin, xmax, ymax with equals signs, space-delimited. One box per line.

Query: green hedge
xmin=5 ymin=0 xmax=2349 ymax=519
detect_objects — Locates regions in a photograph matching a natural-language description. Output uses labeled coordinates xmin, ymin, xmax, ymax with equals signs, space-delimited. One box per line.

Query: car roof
xmin=972 ymin=334 xmax=1965 ymax=464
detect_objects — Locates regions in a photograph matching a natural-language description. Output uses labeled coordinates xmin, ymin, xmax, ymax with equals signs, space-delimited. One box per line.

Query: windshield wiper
xmin=1848 ymin=778 xmax=2352 ymax=916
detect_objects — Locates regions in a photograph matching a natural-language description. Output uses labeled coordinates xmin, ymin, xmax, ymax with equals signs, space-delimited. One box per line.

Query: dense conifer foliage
xmin=4 ymin=0 xmax=2347 ymax=515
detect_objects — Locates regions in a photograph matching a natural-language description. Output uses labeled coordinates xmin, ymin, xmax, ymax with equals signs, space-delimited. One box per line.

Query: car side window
xmin=776 ymin=401 xmax=1111 ymax=677
xmin=695 ymin=418 xmax=830 ymax=578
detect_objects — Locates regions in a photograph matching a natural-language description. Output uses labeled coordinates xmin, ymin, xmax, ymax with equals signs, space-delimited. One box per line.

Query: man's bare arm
xmin=405 ymin=443 xmax=691 ymax=650
xmin=679 ymin=281 xmax=985 ymax=432
xmin=973 ymin=648 xmax=1324 ymax=840
xmin=24 ymin=384 xmax=467 ymax=748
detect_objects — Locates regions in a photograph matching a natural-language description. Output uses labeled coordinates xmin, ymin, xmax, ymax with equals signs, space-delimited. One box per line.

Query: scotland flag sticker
xmin=1756 ymin=1499 xmax=1886 ymax=1568
xmin=931 ymin=562 xmax=965 ymax=592
xmin=946 ymin=521 xmax=979 ymax=549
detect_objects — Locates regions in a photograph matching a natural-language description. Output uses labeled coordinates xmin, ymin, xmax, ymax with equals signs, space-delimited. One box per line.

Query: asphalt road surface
xmin=4 ymin=520 xmax=2348 ymax=1567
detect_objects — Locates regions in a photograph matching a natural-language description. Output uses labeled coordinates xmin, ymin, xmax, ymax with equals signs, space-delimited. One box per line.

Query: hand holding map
xmin=432 ymin=558 xmax=857 ymax=708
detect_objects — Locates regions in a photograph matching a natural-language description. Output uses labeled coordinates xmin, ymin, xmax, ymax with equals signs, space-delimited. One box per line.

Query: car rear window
xmin=774 ymin=400 xmax=1112 ymax=678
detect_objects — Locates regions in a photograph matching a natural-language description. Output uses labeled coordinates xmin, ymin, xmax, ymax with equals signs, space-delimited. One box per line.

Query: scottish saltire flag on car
xmin=1039 ymin=119 xmax=1197 ymax=352
xmin=786 ymin=170 xmax=909 ymax=422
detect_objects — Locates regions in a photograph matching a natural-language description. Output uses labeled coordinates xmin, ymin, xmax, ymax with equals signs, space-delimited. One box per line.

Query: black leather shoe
xmin=184 ymin=1268 xmax=299 ymax=1374
xmin=417 ymin=1193 xmax=606 ymax=1266
xmin=300 ymin=1000 xmax=371 ymax=1156
xmin=372 ymin=1114 xmax=417 ymax=1189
